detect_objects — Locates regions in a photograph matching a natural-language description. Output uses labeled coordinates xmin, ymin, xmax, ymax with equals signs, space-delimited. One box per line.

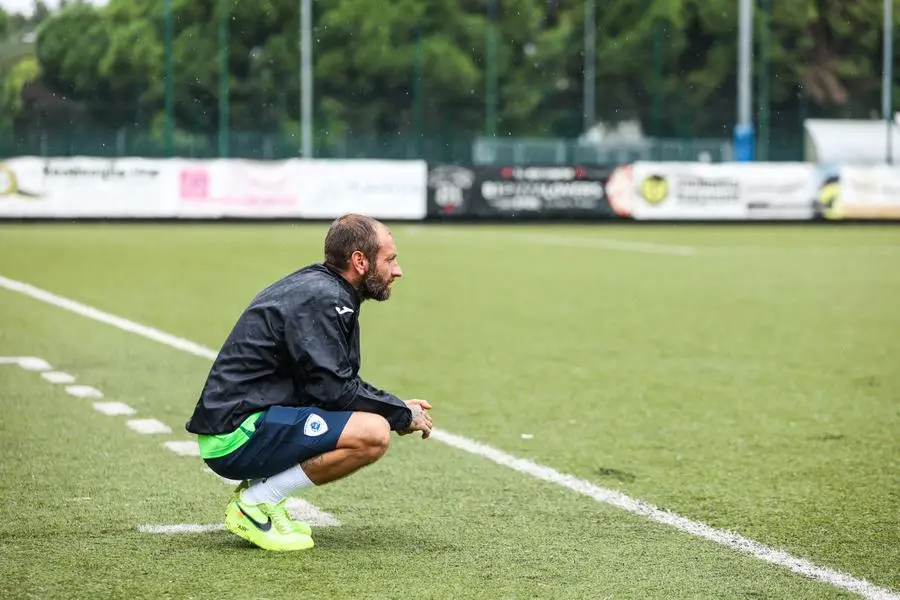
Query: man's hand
xmin=399 ymin=399 xmax=433 ymax=439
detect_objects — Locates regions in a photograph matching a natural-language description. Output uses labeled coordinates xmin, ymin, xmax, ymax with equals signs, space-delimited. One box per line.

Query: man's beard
xmin=360 ymin=264 xmax=392 ymax=301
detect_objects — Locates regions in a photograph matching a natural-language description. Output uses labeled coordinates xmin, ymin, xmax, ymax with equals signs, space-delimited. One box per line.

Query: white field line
xmin=198 ymin=468 xmax=340 ymax=526
xmin=0 ymin=276 xmax=217 ymax=361
xmin=65 ymin=385 xmax=104 ymax=398
xmin=18 ymin=357 xmax=52 ymax=371
xmin=203 ymin=466 xmax=242 ymax=485
xmin=0 ymin=275 xmax=339 ymax=529
xmin=42 ymin=371 xmax=76 ymax=384
xmin=430 ymin=429 xmax=896 ymax=600
xmin=138 ymin=524 xmax=225 ymax=534
xmin=286 ymin=498 xmax=341 ymax=526
xmin=414 ymin=229 xmax=900 ymax=258
xmin=126 ymin=418 xmax=172 ymax=435
xmin=93 ymin=402 xmax=136 ymax=416
xmin=164 ymin=440 xmax=201 ymax=456
xmin=1 ymin=273 xmax=895 ymax=600
xmin=457 ymin=231 xmax=698 ymax=256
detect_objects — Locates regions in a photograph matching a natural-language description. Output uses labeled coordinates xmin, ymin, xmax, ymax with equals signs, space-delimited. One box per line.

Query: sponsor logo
xmin=817 ymin=175 xmax=843 ymax=220
xmin=428 ymin=166 xmax=475 ymax=214
xmin=0 ymin=163 xmax=41 ymax=199
xmin=236 ymin=503 xmax=272 ymax=532
xmin=500 ymin=166 xmax=581 ymax=181
xmin=42 ymin=164 xmax=159 ymax=180
xmin=481 ymin=165 xmax=605 ymax=212
xmin=605 ymin=164 xmax=635 ymax=217
xmin=675 ymin=177 xmax=740 ymax=204
xmin=480 ymin=180 xmax=603 ymax=211
xmin=304 ymin=414 xmax=329 ymax=437
xmin=639 ymin=175 xmax=668 ymax=205
xmin=180 ymin=168 xmax=209 ymax=199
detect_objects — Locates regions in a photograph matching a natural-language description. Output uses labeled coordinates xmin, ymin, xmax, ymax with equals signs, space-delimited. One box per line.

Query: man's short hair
xmin=323 ymin=214 xmax=382 ymax=271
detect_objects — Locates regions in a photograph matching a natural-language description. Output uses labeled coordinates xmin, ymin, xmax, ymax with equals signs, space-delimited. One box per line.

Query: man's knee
xmin=344 ymin=412 xmax=391 ymax=462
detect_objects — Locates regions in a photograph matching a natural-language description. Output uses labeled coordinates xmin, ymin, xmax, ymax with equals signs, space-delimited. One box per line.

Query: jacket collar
xmin=321 ymin=263 xmax=363 ymax=305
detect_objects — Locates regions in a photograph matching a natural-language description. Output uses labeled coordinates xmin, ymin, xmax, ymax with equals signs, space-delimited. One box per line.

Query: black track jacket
xmin=185 ymin=263 xmax=413 ymax=435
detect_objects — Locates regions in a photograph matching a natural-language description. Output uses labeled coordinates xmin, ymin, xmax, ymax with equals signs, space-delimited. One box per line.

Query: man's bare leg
xmin=299 ymin=412 xmax=391 ymax=485
xmin=236 ymin=412 xmax=390 ymax=507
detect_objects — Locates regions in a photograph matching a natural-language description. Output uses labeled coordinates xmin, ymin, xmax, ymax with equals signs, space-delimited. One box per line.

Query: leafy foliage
xmin=4 ymin=0 xmax=899 ymax=143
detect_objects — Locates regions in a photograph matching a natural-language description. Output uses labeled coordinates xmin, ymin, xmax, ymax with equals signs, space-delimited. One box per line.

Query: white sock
xmin=240 ymin=465 xmax=315 ymax=505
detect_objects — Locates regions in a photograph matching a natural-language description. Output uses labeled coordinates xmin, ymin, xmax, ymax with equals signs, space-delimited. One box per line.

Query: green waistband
xmin=197 ymin=412 xmax=262 ymax=459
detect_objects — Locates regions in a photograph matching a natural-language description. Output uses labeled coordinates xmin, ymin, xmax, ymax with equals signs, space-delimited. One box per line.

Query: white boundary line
xmin=500 ymin=232 xmax=698 ymax=256
xmin=42 ymin=371 xmax=76 ymax=384
xmin=1 ymin=273 xmax=895 ymax=600
xmin=138 ymin=524 xmax=225 ymax=534
xmin=93 ymin=402 xmax=136 ymax=416
xmin=432 ymin=429 xmax=896 ymax=600
xmin=126 ymin=418 xmax=172 ymax=435
xmin=412 ymin=228 xmax=900 ymax=258
xmin=429 ymin=230 xmax=698 ymax=256
xmin=0 ymin=276 xmax=217 ymax=361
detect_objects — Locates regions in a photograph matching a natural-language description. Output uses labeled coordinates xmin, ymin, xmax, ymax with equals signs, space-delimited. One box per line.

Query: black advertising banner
xmin=426 ymin=164 xmax=616 ymax=219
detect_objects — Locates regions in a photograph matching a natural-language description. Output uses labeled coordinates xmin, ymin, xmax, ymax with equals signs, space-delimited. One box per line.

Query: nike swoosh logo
xmin=237 ymin=502 xmax=272 ymax=531
xmin=335 ymin=306 xmax=354 ymax=315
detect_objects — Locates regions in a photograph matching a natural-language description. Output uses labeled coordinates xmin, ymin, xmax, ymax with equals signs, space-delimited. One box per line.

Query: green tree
xmin=0 ymin=8 xmax=10 ymax=38
xmin=19 ymin=0 xmax=900 ymax=154
xmin=35 ymin=4 xmax=110 ymax=104
xmin=0 ymin=56 xmax=40 ymax=137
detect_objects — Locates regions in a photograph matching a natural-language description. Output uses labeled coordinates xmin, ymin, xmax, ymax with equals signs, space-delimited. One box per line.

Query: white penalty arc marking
xmin=0 ymin=274 xmax=895 ymax=600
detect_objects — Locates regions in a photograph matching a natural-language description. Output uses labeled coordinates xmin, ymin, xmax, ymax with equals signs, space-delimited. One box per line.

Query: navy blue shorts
xmin=205 ymin=405 xmax=352 ymax=481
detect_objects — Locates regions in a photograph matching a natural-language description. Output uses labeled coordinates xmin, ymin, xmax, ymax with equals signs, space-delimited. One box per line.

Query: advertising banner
xmin=0 ymin=157 xmax=428 ymax=220
xmin=175 ymin=159 xmax=303 ymax=218
xmin=629 ymin=162 xmax=818 ymax=220
xmin=7 ymin=156 xmax=893 ymax=222
xmin=427 ymin=164 xmax=614 ymax=219
xmin=814 ymin=165 xmax=900 ymax=220
xmin=301 ymin=160 xmax=427 ymax=220
xmin=0 ymin=157 xmax=174 ymax=217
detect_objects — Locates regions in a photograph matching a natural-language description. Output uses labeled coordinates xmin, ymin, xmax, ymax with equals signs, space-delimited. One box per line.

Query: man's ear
xmin=350 ymin=250 xmax=368 ymax=275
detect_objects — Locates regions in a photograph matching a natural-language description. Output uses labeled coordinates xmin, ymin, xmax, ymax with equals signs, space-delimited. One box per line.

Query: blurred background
xmin=1 ymin=0 xmax=897 ymax=165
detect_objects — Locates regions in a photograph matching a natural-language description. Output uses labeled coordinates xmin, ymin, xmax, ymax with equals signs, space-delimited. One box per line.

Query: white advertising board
xmin=299 ymin=160 xmax=428 ymax=220
xmin=630 ymin=162 xmax=817 ymax=220
xmin=0 ymin=157 xmax=175 ymax=217
xmin=0 ymin=157 xmax=428 ymax=220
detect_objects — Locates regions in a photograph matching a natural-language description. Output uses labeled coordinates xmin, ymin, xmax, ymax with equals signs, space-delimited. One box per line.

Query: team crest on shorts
xmin=304 ymin=414 xmax=328 ymax=437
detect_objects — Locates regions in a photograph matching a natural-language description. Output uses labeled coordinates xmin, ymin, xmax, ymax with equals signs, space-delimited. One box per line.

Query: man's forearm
xmin=341 ymin=380 xmax=413 ymax=431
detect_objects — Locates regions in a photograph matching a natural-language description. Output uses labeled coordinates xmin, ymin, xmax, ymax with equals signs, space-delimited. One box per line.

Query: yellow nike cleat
xmin=224 ymin=496 xmax=314 ymax=552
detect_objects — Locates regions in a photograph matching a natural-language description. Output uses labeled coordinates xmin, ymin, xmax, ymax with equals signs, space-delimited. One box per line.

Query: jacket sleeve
xmin=283 ymin=297 xmax=413 ymax=432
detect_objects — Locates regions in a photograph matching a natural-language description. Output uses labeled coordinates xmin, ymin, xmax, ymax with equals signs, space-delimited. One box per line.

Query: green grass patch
xmin=0 ymin=223 xmax=896 ymax=599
